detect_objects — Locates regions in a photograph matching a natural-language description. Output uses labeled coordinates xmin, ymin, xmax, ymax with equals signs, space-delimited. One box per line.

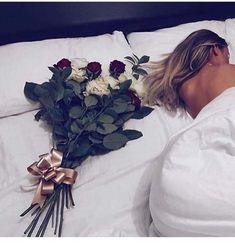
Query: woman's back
xmin=179 ymin=64 xmax=235 ymax=118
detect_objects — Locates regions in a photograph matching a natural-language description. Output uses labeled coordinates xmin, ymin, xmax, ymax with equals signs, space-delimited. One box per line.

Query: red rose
xmin=86 ymin=62 xmax=102 ymax=79
xmin=54 ymin=58 xmax=71 ymax=70
xmin=109 ymin=60 xmax=126 ymax=78
xmin=126 ymin=90 xmax=141 ymax=109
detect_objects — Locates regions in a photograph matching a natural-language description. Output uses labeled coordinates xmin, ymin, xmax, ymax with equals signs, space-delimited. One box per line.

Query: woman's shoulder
xmin=217 ymin=63 xmax=235 ymax=73
xmin=212 ymin=64 xmax=235 ymax=90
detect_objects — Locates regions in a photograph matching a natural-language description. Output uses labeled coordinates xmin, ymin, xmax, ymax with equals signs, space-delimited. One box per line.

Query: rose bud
xmin=86 ymin=62 xmax=102 ymax=79
xmin=126 ymin=90 xmax=141 ymax=110
xmin=54 ymin=58 xmax=71 ymax=70
xmin=109 ymin=60 xmax=126 ymax=79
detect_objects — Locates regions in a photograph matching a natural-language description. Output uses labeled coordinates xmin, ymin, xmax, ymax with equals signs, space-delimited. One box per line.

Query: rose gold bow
xmin=27 ymin=149 xmax=78 ymax=207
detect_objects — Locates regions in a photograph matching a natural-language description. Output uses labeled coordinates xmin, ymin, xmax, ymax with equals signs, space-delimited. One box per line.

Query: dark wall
xmin=1 ymin=2 xmax=235 ymax=45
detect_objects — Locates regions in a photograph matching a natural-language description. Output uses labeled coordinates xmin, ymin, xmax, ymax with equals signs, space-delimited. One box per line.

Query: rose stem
xmin=39 ymin=191 xmax=59 ymax=237
xmin=24 ymin=212 xmax=41 ymax=235
xmin=68 ymin=185 xmax=75 ymax=206
xmin=51 ymin=201 xmax=55 ymax=228
xmin=25 ymin=192 xmax=56 ymax=236
xmin=20 ymin=204 xmax=36 ymax=217
xmin=54 ymin=187 xmax=61 ymax=235
xmin=27 ymin=212 xmax=42 ymax=237
xmin=35 ymin=199 xmax=55 ymax=237
xmin=31 ymin=206 xmax=40 ymax=216
xmin=58 ymin=185 xmax=65 ymax=237
xmin=65 ymin=184 xmax=69 ymax=209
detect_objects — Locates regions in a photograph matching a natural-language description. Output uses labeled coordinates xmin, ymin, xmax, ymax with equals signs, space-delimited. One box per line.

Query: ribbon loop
xmin=27 ymin=149 xmax=78 ymax=207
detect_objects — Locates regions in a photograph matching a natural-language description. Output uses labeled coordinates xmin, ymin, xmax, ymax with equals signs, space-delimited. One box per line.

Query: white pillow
xmin=0 ymin=31 xmax=133 ymax=118
xmin=225 ymin=18 xmax=235 ymax=64
xmin=127 ymin=20 xmax=226 ymax=62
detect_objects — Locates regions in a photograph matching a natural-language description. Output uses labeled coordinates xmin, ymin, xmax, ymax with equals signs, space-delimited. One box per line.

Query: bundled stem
xmin=20 ymin=184 xmax=75 ymax=237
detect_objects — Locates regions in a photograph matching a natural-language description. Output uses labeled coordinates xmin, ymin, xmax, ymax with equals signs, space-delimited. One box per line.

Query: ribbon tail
xmin=31 ymin=180 xmax=46 ymax=208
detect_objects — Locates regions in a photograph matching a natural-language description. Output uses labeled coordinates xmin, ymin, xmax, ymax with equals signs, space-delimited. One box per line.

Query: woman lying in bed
xmin=144 ymin=29 xmax=233 ymax=119
xmin=146 ymin=29 xmax=235 ymax=237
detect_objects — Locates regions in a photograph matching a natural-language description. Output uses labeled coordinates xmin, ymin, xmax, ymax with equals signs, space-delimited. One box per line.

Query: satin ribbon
xmin=27 ymin=149 xmax=78 ymax=207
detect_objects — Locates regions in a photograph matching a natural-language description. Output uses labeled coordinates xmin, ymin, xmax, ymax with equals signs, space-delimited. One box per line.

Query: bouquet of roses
xmin=21 ymin=54 xmax=153 ymax=237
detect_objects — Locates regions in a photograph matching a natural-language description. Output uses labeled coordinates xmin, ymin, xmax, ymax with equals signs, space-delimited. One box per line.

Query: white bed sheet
xmin=0 ymin=107 xmax=191 ymax=237
xmin=150 ymin=87 xmax=235 ymax=236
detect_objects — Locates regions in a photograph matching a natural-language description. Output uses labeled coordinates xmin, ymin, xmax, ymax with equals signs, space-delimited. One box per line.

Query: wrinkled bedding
xmin=0 ymin=106 xmax=191 ymax=236
xmin=150 ymin=87 xmax=235 ymax=236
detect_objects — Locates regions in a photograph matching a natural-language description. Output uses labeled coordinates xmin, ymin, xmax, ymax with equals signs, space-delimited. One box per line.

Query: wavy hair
xmin=144 ymin=29 xmax=228 ymax=113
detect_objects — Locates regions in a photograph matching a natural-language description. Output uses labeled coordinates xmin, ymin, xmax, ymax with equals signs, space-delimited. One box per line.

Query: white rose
xmin=103 ymin=75 xmax=120 ymax=89
xmin=86 ymin=77 xmax=110 ymax=96
xmin=119 ymin=72 xmax=145 ymax=97
xmin=70 ymin=68 xmax=86 ymax=82
xmin=69 ymin=58 xmax=89 ymax=82
xmin=118 ymin=72 xmax=133 ymax=83
xmin=71 ymin=58 xmax=88 ymax=69
xmin=130 ymin=79 xmax=146 ymax=98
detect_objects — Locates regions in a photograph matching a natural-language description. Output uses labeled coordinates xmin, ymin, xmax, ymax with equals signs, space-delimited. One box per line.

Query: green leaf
xmin=118 ymin=94 xmax=131 ymax=102
xmin=85 ymin=123 xmax=97 ymax=132
xmin=101 ymin=94 xmax=111 ymax=106
xmin=88 ymin=134 xmax=103 ymax=144
xmin=132 ymin=65 xmax=138 ymax=72
xmin=86 ymin=111 xmax=97 ymax=122
xmin=70 ymin=121 xmax=82 ymax=134
xmin=48 ymin=66 xmax=60 ymax=80
xmin=63 ymin=89 xmax=75 ymax=105
xmin=97 ymin=123 xmax=118 ymax=135
xmin=39 ymin=96 xmax=54 ymax=108
xmin=68 ymin=139 xmax=76 ymax=154
xmin=133 ymin=54 xmax=140 ymax=63
xmin=69 ymin=106 xmax=84 ymax=119
xmin=114 ymin=118 xmax=124 ymax=127
xmin=89 ymin=132 xmax=104 ymax=140
xmin=66 ymin=80 xmax=81 ymax=96
xmin=133 ymin=74 xmax=139 ymax=80
xmin=125 ymin=104 xmax=135 ymax=113
xmin=104 ymin=109 xmax=118 ymax=120
xmin=132 ymin=106 xmax=154 ymax=119
xmin=34 ymin=109 xmax=46 ymax=121
xmin=124 ymin=56 xmax=135 ymax=64
xmin=98 ymin=114 xmax=114 ymax=123
xmin=24 ymin=82 xmax=39 ymax=101
xmin=120 ymin=112 xmax=134 ymax=122
xmin=103 ymin=133 xmax=128 ymax=150
xmin=73 ymin=142 xmax=91 ymax=157
xmin=135 ymin=68 xmax=148 ymax=76
xmin=91 ymin=144 xmax=110 ymax=155
xmin=53 ymin=125 xmax=67 ymax=137
xmin=55 ymin=84 xmax=65 ymax=102
xmin=119 ymin=79 xmax=132 ymax=92
xmin=112 ymin=102 xmax=128 ymax=114
xmin=48 ymin=108 xmax=64 ymax=122
xmin=34 ymin=85 xmax=49 ymax=97
xmin=78 ymin=116 xmax=89 ymax=126
xmin=41 ymin=82 xmax=58 ymax=101
xmin=115 ymin=97 xmax=128 ymax=104
xmin=61 ymin=67 xmax=72 ymax=81
xmin=84 ymin=95 xmax=98 ymax=107
xmin=138 ymin=55 xmax=150 ymax=64
xmin=48 ymin=66 xmax=60 ymax=75
xmin=122 ymin=129 xmax=143 ymax=140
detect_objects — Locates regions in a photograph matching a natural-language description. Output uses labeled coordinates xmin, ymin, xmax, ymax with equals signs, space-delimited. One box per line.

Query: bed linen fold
xmin=0 ymin=106 xmax=191 ymax=236
xmin=150 ymin=87 xmax=235 ymax=236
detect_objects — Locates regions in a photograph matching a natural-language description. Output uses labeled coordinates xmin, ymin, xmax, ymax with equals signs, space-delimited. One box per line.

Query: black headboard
xmin=1 ymin=2 xmax=235 ymax=45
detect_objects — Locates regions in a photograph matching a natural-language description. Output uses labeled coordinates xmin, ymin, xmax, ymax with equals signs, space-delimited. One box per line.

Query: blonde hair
xmin=144 ymin=29 xmax=227 ymax=113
